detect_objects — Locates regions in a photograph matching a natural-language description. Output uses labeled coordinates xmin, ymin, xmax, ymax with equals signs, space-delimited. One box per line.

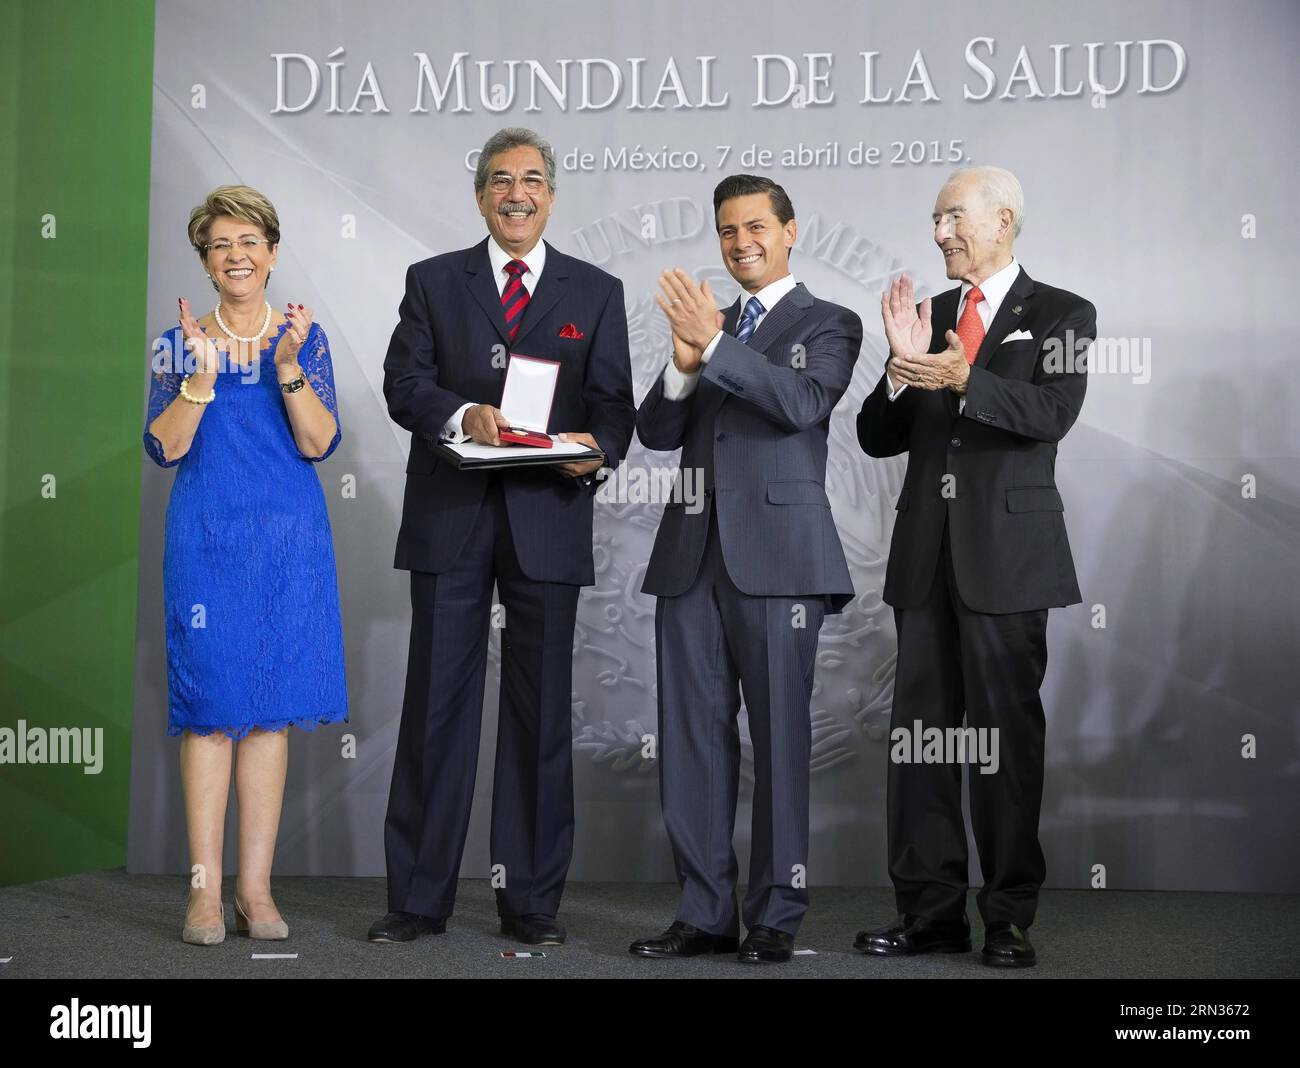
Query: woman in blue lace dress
xmin=144 ymin=185 xmax=348 ymax=945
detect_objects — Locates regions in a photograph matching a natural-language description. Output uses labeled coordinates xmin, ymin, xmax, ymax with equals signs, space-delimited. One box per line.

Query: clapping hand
xmin=889 ymin=331 xmax=971 ymax=394
xmin=278 ymin=303 xmax=312 ymax=369
xmin=656 ymin=268 xmax=724 ymax=372
xmin=669 ymin=330 xmax=705 ymax=375
xmin=880 ymin=274 xmax=932 ymax=391
xmin=178 ymin=297 xmax=221 ymax=376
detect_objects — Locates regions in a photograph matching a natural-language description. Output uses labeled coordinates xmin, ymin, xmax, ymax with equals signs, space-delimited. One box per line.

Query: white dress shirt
xmin=441 ymin=236 xmax=548 ymax=441
xmin=887 ymin=257 xmax=1020 ymax=412
xmin=661 ymin=273 xmax=799 ymax=401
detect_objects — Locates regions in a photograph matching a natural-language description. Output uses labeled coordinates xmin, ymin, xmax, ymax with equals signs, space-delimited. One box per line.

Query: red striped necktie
xmin=502 ymin=259 xmax=530 ymax=341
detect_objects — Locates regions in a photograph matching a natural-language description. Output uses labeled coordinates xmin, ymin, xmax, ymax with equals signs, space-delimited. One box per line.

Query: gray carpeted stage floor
xmin=1 ymin=870 xmax=1296 ymax=979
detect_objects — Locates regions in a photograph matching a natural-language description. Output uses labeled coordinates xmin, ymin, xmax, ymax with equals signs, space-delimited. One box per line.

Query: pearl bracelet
xmin=180 ymin=375 xmax=216 ymax=404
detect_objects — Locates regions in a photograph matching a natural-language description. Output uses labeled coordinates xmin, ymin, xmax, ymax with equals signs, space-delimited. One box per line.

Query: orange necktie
xmin=956 ymin=286 xmax=985 ymax=364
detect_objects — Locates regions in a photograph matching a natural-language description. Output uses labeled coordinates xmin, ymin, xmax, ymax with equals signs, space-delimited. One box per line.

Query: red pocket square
xmin=558 ymin=322 xmax=585 ymax=339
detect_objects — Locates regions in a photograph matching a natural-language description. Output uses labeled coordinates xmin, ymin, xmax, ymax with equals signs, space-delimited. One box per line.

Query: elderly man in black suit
xmin=856 ymin=166 xmax=1096 ymax=967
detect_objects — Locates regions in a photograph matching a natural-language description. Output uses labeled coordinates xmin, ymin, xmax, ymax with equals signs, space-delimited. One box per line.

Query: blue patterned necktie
xmin=735 ymin=296 xmax=765 ymax=344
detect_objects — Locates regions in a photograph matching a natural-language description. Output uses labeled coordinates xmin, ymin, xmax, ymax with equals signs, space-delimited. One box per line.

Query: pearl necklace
xmin=214 ymin=300 xmax=273 ymax=343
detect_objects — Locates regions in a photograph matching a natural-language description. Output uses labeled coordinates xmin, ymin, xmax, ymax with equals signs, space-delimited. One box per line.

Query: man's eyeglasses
xmin=488 ymin=173 xmax=548 ymax=194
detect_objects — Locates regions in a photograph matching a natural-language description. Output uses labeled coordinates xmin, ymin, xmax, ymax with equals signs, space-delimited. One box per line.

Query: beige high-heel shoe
xmin=235 ymin=897 xmax=288 ymax=940
xmin=182 ymin=900 xmax=226 ymax=945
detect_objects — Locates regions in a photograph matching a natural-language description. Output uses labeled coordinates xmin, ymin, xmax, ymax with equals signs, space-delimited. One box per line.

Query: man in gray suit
xmin=629 ymin=175 xmax=862 ymax=963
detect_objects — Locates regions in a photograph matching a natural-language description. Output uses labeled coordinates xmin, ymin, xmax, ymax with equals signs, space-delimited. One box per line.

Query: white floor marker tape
xmin=0 ymin=957 xmax=11 ymax=964
xmin=250 ymin=953 xmax=298 ymax=959
xmin=793 ymin=949 xmax=818 ymax=955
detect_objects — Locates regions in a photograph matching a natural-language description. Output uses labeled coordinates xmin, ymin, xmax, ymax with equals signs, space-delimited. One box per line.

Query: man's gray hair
xmin=948 ymin=165 xmax=1025 ymax=238
xmin=474 ymin=127 xmax=557 ymax=194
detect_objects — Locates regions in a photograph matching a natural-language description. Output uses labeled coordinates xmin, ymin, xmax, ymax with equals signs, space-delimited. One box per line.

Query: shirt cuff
xmin=662 ymin=360 xmax=700 ymax=401
xmin=700 ymin=330 xmax=723 ymax=363
xmin=887 ymin=380 xmax=908 ymax=401
xmin=442 ymin=402 xmax=473 ymax=442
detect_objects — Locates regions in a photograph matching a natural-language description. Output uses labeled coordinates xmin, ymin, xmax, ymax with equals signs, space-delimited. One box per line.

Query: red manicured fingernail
xmin=297 ymin=303 xmax=303 ymax=309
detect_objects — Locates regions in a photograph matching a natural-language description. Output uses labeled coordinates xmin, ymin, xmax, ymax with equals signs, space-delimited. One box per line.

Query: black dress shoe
xmin=500 ymin=913 xmax=566 ymax=945
xmin=854 ymin=913 xmax=972 ymax=955
xmin=737 ymin=925 xmax=795 ymax=963
xmin=367 ymin=911 xmax=446 ymax=943
xmin=981 ymin=922 xmax=1036 ymax=967
xmin=629 ymin=921 xmax=740 ymax=958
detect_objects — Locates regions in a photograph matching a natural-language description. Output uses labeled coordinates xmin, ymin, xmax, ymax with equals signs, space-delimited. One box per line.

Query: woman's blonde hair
xmin=188 ymin=185 xmax=281 ymax=256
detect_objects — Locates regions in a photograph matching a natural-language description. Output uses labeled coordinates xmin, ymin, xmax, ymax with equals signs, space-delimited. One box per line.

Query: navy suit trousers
xmin=384 ymin=477 xmax=580 ymax=919
xmin=655 ymin=505 xmax=825 ymax=937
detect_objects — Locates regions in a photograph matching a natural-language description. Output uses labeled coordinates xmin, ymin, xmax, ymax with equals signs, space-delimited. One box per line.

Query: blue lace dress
xmin=144 ymin=320 xmax=349 ymax=738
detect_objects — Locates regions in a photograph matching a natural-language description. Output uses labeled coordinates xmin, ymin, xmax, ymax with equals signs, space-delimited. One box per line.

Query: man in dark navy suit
xmin=630 ymin=175 xmax=862 ymax=964
xmin=369 ymin=127 xmax=635 ymax=946
xmin=856 ymin=166 xmax=1095 ymax=967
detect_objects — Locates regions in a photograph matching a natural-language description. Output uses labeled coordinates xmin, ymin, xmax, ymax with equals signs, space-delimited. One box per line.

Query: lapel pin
xmin=1012 ymin=305 xmax=1022 ymax=315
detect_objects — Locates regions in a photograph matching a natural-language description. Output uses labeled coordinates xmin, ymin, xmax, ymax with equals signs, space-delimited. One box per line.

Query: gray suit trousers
xmin=655 ymin=507 xmax=826 ymax=936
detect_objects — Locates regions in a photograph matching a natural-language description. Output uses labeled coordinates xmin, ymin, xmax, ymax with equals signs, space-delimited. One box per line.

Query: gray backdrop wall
xmin=129 ymin=0 xmax=1300 ymax=893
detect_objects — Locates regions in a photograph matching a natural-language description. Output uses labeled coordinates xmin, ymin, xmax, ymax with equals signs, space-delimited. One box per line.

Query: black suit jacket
xmin=383 ymin=238 xmax=635 ymax=585
xmin=857 ymin=266 xmax=1095 ymax=614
